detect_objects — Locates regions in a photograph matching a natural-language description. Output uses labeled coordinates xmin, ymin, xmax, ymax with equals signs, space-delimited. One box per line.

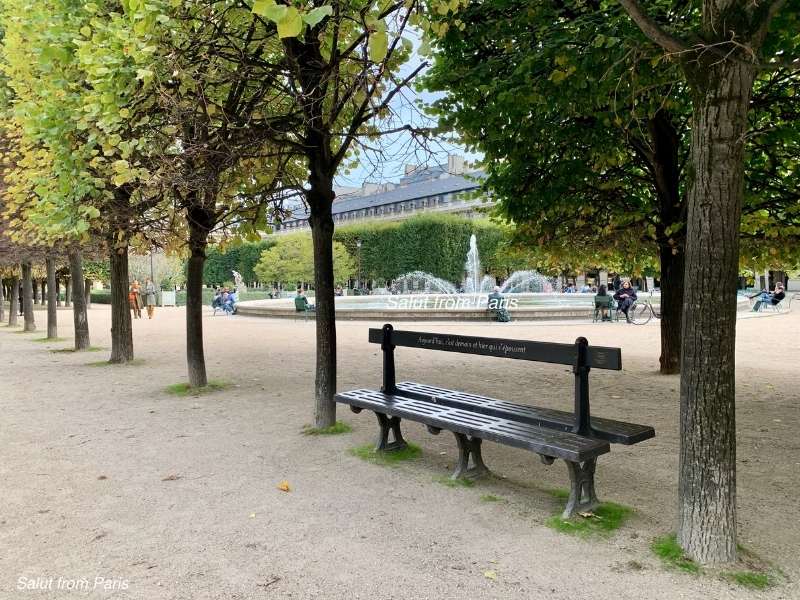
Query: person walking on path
xmin=144 ymin=278 xmax=157 ymax=319
xmin=129 ymin=280 xmax=143 ymax=319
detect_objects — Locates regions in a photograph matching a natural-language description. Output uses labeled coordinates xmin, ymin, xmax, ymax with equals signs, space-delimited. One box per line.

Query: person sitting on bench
xmin=594 ymin=284 xmax=613 ymax=321
xmin=487 ymin=286 xmax=511 ymax=322
xmin=613 ymin=280 xmax=637 ymax=322
xmin=751 ymin=282 xmax=785 ymax=311
xmin=295 ymin=288 xmax=315 ymax=312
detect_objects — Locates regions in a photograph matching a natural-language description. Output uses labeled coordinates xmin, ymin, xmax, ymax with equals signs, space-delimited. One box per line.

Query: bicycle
xmin=629 ymin=299 xmax=661 ymax=325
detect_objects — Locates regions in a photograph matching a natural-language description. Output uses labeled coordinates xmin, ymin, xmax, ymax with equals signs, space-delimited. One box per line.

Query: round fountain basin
xmin=236 ymin=292 xmax=668 ymax=321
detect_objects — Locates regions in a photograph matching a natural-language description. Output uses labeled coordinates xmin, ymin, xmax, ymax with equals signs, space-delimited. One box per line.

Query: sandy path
xmin=0 ymin=305 xmax=797 ymax=599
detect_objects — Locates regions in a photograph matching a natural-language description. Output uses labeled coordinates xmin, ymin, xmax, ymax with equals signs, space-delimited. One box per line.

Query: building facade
xmin=276 ymin=155 xmax=491 ymax=232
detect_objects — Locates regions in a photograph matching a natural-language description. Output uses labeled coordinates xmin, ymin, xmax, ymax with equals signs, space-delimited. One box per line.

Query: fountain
xmin=393 ymin=233 xmax=553 ymax=296
xmin=393 ymin=271 xmax=458 ymax=295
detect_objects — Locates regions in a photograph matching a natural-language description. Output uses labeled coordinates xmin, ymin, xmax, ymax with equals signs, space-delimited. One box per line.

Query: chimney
xmin=447 ymin=154 xmax=465 ymax=175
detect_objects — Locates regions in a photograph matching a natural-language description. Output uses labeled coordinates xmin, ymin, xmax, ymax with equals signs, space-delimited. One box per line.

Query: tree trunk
xmin=678 ymin=60 xmax=754 ymax=565
xmin=85 ymin=279 xmax=92 ymax=308
xmin=309 ymin=197 xmax=337 ymax=428
xmin=658 ymin=244 xmax=684 ymax=374
xmin=69 ymin=251 xmax=90 ymax=350
xmin=46 ymin=257 xmax=58 ymax=339
xmin=65 ymin=277 xmax=72 ymax=307
xmin=32 ymin=278 xmax=39 ymax=305
xmin=22 ymin=262 xmax=35 ymax=332
xmin=0 ymin=277 xmax=4 ymax=323
xmin=186 ymin=216 xmax=209 ymax=387
xmin=108 ymin=246 xmax=134 ymax=363
xmin=56 ymin=276 xmax=62 ymax=307
xmin=40 ymin=279 xmax=46 ymax=305
xmin=8 ymin=275 xmax=19 ymax=327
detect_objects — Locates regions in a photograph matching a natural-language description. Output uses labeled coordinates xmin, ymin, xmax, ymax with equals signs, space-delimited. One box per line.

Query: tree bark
xmin=46 ymin=257 xmax=58 ymax=339
xmin=8 ymin=275 xmax=19 ymax=327
xmin=56 ymin=276 xmax=62 ymax=307
xmin=32 ymin=278 xmax=39 ymax=305
xmin=108 ymin=246 xmax=134 ymax=363
xmin=69 ymin=251 xmax=90 ymax=350
xmin=643 ymin=110 xmax=685 ymax=374
xmin=22 ymin=262 xmax=36 ymax=332
xmin=186 ymin=213 xmax=210 ymax=388
xmin=0 ymin=277 xmax=4 ymax=323
xmin=309 ymin=195 xmax=337 ymax=428
xmin=65 ymin=277 xmax=72 ymax=307
xmin=85 ymin=279 xmax=92 ymax=308
xmin=678 ymin=60 xmax=755 ymax=565
xmin=658 ymin=244 xmax=684 ymax=374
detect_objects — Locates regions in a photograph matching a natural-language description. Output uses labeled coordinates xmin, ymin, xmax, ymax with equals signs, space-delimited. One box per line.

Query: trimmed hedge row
xmin=333 ymin=214 xmax=522 ymax=284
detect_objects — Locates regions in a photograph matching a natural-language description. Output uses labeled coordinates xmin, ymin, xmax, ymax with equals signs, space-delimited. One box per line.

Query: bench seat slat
xmin=335 ymin=389 xmax=610 ymax=462
xmin=395 ymin=382 xmax=655 ymax=445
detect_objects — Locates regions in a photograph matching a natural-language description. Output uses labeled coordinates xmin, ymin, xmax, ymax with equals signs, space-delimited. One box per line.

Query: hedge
xmin=333 ymin=214 xmax=524 ymax=284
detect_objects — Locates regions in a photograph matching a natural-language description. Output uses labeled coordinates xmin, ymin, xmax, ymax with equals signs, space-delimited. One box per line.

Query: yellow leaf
xmin=483 ymin=570 xmax=497 ymax=580
xmin=277 ymin=480 xmax=291 ymax=492
xmin=277 ymin=7 xmax=303 ymax=38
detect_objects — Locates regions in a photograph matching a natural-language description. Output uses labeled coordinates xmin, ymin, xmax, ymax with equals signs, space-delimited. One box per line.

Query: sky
xmin=333 ymin=29 xmax=482 ymax=189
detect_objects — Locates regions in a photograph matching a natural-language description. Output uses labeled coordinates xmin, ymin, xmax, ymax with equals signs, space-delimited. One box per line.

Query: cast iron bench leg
xmin=563 ymin=458 xmax=600 ymax=518
xmin=375 ymin=412 xmax=408 ymax=451
xmin=452 ymin=433 xmax=489 ymax=480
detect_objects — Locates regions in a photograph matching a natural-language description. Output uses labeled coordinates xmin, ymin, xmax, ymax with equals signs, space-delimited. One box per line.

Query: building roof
xmin=288 ymin=171 xmax=485 ymax=221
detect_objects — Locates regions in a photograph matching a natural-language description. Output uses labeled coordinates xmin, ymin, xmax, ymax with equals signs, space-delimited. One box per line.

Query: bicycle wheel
xmin=630 ymin=302 xmax=652 ymax=325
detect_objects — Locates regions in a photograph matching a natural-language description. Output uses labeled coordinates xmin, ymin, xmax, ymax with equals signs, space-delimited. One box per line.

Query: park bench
xmin=335 ymin=324 xmax=655 ymax=518
xmin=592 ymin=295 xmax=619 ymax=322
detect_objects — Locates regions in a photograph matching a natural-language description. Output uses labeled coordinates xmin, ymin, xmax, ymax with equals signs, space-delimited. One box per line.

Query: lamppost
xmin=356 ymin=239 xmax=362 ymax=292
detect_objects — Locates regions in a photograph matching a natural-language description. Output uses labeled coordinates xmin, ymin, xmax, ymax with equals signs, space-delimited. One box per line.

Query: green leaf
xmin=252 ymin=0 xmax=274 ymax=17
xmin=369 ymin=30 xmax=389 ymax=62
xmin=277 ymin=7 xmax=303 ymax=38
xmin=302 ymin=5 xmax=332 ymax=28
xmin=254 ymin=0 xmax=288 ymax=24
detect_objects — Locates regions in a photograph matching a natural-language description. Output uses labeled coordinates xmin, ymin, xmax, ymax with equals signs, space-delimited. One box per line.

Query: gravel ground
xmin=0 ymin=304 xmax=797 ymax=600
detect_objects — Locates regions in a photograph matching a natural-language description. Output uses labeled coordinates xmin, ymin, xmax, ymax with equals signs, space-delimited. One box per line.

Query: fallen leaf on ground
xmin=579 ymin=511 xmax=600 ymax=519
xmin=483 ymin=570 xmax=497 ymax=580
xmin=277 ymin=480 xmax=291 ymax=492
xmin=162 ymin=474 xmax=182 ymax=481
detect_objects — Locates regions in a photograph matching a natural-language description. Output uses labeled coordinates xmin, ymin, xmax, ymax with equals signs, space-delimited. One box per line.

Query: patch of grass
xmin=32 ymin=336 xmax=68 ymax=343
xmin=302 ymin=421 xmax=352 ymax=435
xmin=724 ymin=571 xmax=771 ymax=590
xmin=50 ymin=346 xmax=104 ymax=354
xmin=548 ymin=488 xmax=570 ymax=501
xmin=164 ymin=380 xmax=229 ymax=397
xmin=480 ymin=494 xmax=503 ymax=503
xmin=348 ymin=443 xmax=421 ymax=466
xmin=13 ymin=329 xmax=37 ymax=334
xmin=547 ymin=502 xmax=632 ymax=537
xmin=87 ymin=358 xmax=146 ymax=367
xmin=651 ymin=534 xmax=701 ymax=574
xmin=434 ymin=475 xmax=475 ymax=488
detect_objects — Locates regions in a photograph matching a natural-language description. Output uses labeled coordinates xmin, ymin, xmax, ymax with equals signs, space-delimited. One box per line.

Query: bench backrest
xmin=369 ymin=324 xmax=622 ymax=437
xmin=368 ymin=326 xmax=621 ymax=370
